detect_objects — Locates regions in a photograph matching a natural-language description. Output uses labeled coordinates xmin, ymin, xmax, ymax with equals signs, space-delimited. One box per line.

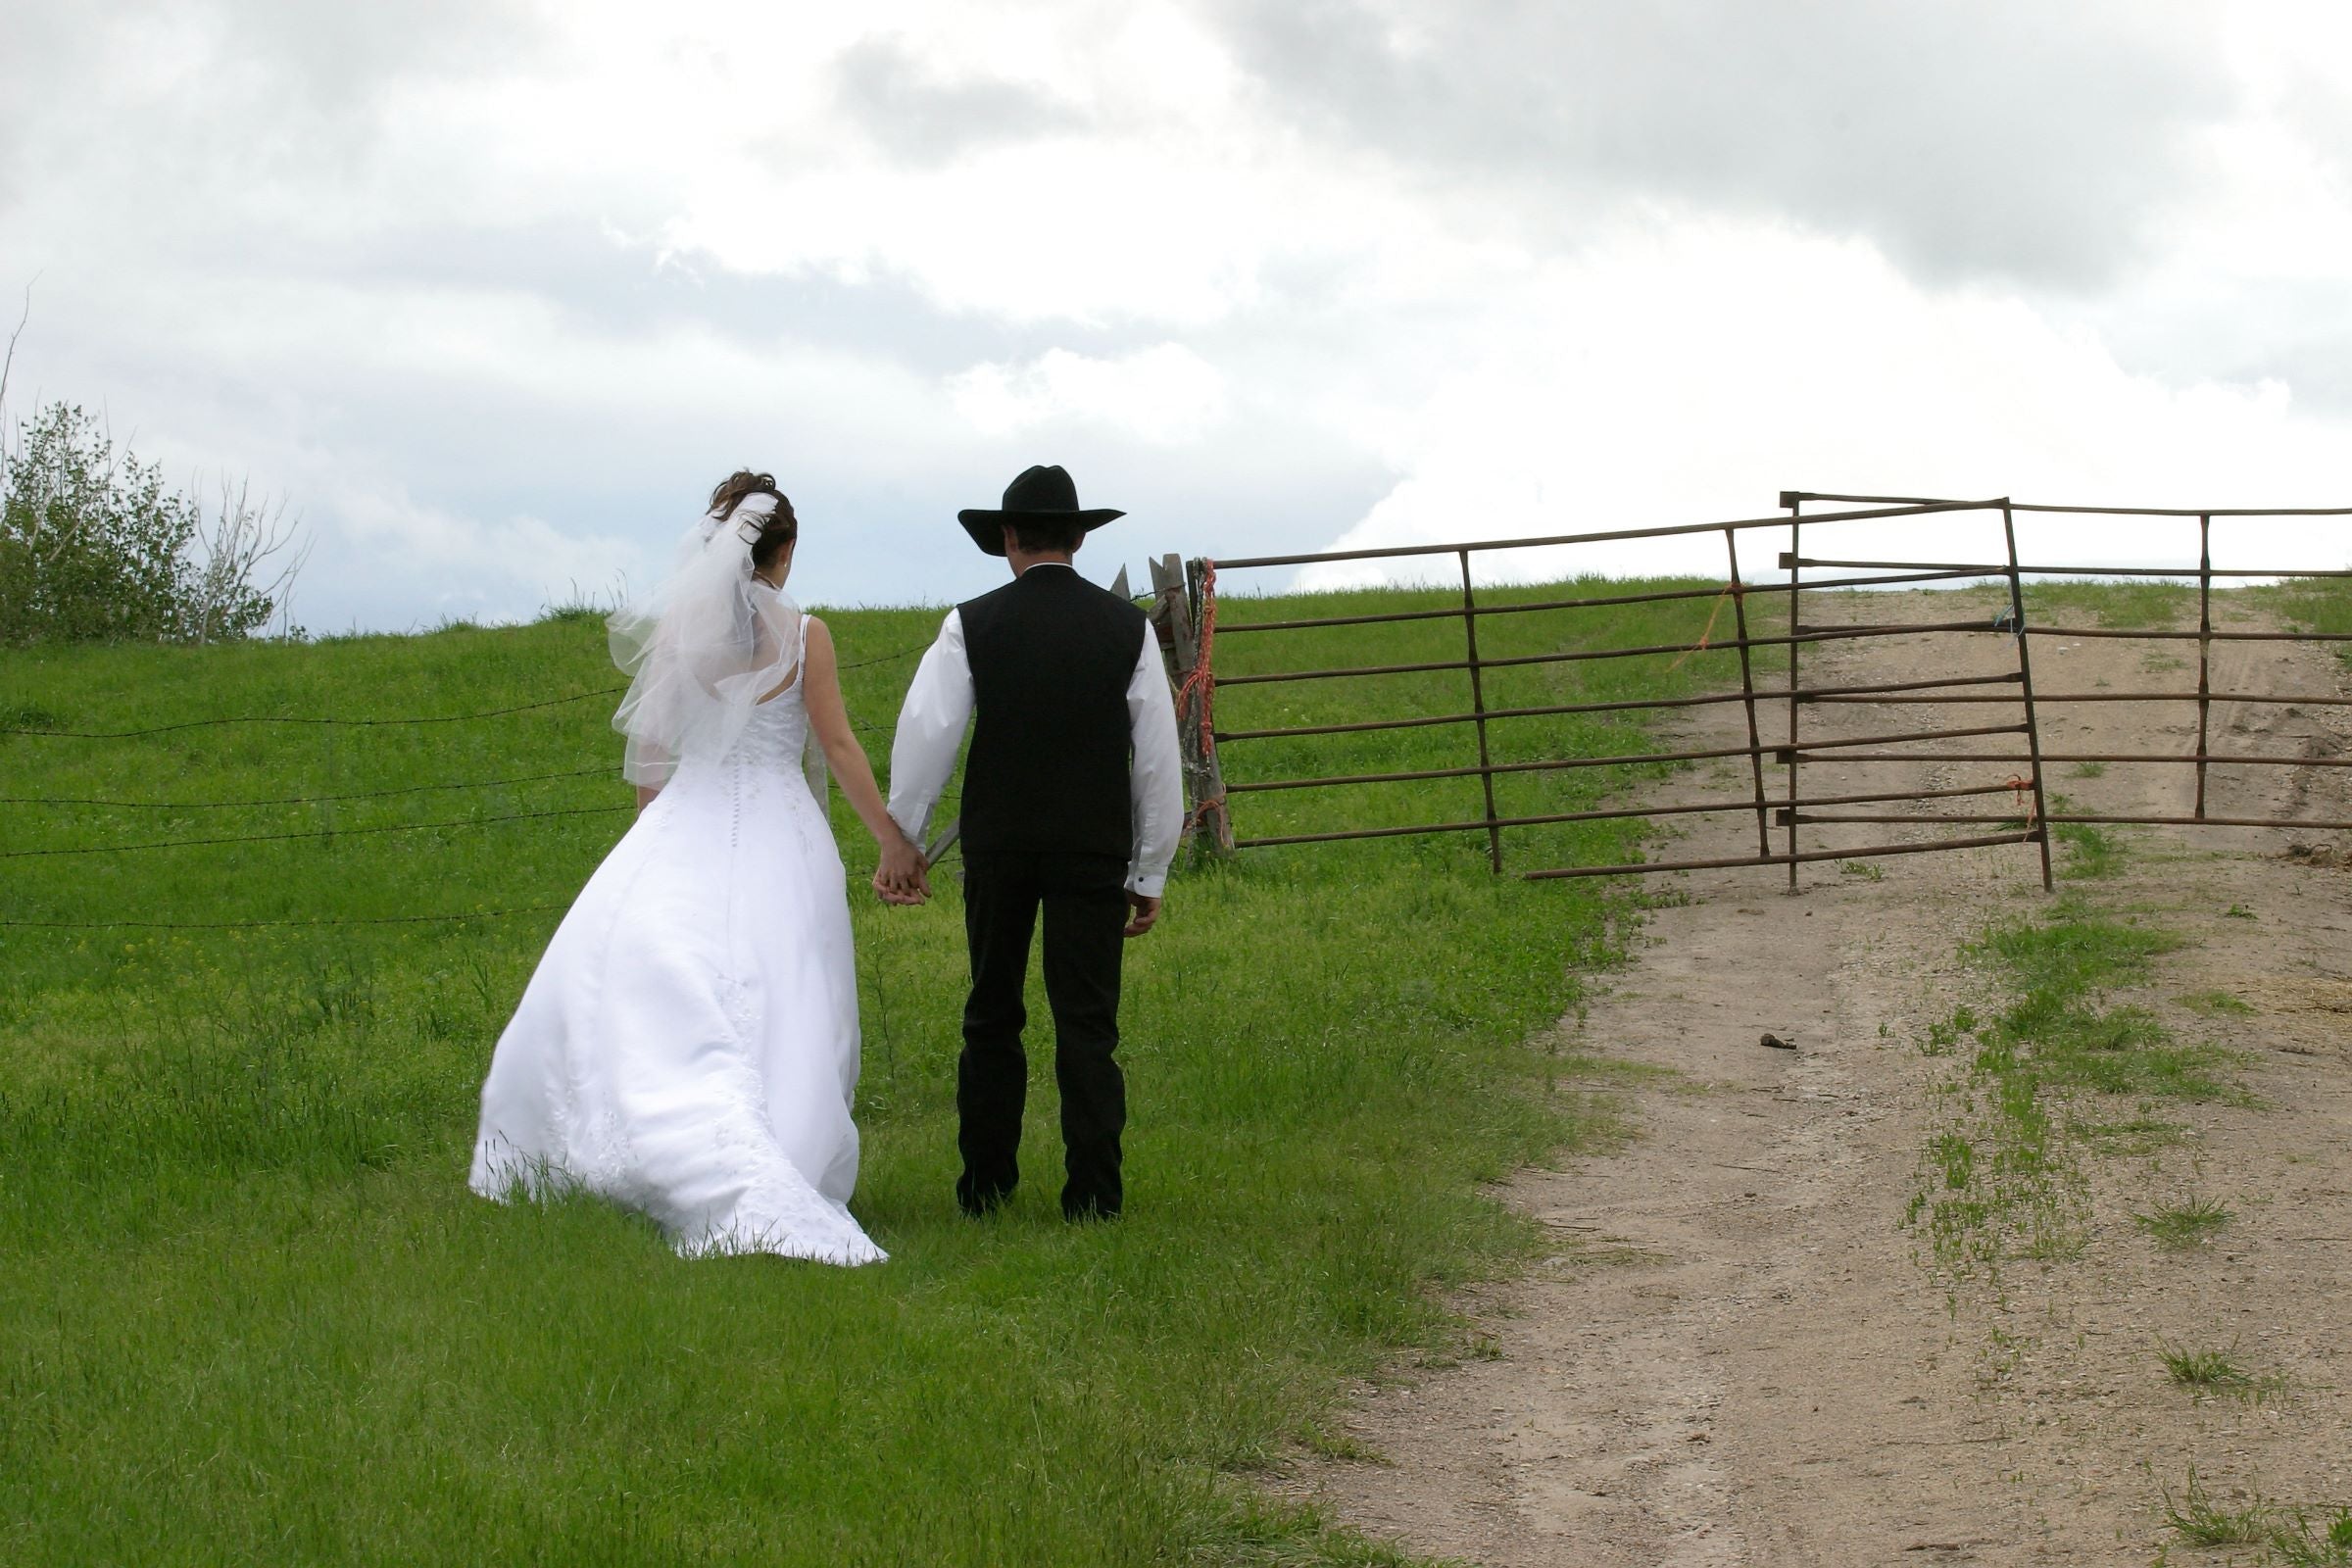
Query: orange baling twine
xmin=1178 ymin=560 xmax=1223 ymax=831
xmin=1665 ymin=583 xmax=1740 ymax=671
xmin=2005 ymin=774 xmax=2038 ymax=824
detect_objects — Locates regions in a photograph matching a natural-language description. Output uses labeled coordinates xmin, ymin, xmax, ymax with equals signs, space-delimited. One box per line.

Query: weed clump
xmin=2134 ymin=1195 xmax=2234 ymax=1250
xmin=2160 ymin=1469 xmax=2352 ymax=1564
xmin=2163 ymin=1468 xmax=2274 ymax=1548
xmin=2272 ymin=1506 xmax=2352 ymax=1566
xmin=2156 ymin=1341 xmax=2277 ymax=1401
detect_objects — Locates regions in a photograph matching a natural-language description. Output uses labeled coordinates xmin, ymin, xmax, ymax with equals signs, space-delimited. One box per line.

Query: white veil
xmin=609 ymin=494 xmax=817 ymax=795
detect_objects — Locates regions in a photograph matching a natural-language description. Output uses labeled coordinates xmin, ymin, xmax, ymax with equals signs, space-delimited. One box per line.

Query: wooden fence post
xmin=1187 ymin=558 xmax=1234 ymax=858
xmin=1148 ymin=551 xmax=1193 ymax=680
xmin=1150 ymin=553 xmax=1232 ymax=858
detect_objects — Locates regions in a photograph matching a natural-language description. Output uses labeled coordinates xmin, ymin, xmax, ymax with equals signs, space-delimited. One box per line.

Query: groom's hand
xmin=1121 ymin=892 xmax=1161 ymax=938
xmin=873 ymin=838 xmax=931 ymax=906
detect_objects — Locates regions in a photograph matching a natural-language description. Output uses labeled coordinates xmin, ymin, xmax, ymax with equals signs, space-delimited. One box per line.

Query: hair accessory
xmin=721 ymin=492 xmax=780 ymax=546
xmin=696 ymin=490 xmax=781 ymax=547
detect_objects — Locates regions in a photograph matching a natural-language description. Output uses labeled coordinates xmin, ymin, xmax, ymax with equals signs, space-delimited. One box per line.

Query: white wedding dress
xmin=468 ymin=628 xmax=885 ymax=1266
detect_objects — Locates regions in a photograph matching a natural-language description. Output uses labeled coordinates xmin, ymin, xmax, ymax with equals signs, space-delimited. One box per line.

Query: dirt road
xmin=1295 ymin=590 xmax=2352 ymax=1566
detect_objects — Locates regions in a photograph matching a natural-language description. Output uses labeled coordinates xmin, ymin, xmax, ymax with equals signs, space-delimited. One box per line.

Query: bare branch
xmin=183 ymin=474 xmax=308 ymax=642
xmin=0 ymin=273 xmax=34 ymax=414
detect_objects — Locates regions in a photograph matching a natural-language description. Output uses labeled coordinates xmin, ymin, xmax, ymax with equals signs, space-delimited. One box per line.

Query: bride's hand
xmin=872 ymin=833 xmax=931 ymax=906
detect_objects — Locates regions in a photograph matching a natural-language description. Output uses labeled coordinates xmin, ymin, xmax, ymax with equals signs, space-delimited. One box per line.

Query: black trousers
xmin=957 ymin=851 xmax=1128 ymax=1219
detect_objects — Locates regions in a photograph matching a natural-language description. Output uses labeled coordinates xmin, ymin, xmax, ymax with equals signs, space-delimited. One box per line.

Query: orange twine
xmin=1665 ymin=583 xmax=1741 ymax=671
xmin=2005 ymin=774 xmax=2038 ymax=824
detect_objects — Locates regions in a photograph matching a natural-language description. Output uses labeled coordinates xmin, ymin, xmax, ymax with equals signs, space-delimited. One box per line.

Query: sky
xmin=3 ymin=0 xmax=2350 ymax=630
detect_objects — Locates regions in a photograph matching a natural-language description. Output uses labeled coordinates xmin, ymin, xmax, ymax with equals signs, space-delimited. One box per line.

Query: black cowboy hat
xmin=956 ymin=464 xmax=1125 ymax=556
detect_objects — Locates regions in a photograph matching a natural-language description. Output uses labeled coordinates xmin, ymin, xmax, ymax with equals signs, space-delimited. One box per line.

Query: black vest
xmin=958 ymin=566 xmax=1150 ymax=861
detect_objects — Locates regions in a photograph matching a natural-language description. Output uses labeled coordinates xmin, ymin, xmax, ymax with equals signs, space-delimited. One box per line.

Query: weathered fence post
xmin=1150 ymin=553 xmax=1232 ymax=858
xmin=1186 ymin=557 xmax=1234 ymax=858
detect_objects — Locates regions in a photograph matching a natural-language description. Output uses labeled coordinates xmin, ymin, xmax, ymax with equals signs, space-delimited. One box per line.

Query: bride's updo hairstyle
xmin=708 ymin=469 xmax=800 ymax=573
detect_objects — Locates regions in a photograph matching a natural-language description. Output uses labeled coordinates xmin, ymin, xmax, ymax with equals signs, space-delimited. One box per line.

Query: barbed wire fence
xmin=0 ymin=639 xmax=935 ymax=931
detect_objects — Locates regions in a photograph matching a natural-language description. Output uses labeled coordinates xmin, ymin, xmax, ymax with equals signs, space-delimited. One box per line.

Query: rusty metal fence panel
xmin=1195 ymin=493 xmax=2352 ymax=886
xmin=1775 ymin=491 xmax=2352 ymax=861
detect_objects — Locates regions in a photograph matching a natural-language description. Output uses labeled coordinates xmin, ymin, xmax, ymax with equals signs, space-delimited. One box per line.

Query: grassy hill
xmin=1 ymin=577 xmax=1747 ymax=1565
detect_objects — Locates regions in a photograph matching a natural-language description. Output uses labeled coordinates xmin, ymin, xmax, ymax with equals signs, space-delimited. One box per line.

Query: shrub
xmin=0 ymin=400 xmax=304 ymax=645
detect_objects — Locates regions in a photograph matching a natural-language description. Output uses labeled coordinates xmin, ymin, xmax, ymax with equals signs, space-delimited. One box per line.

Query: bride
xmin=469 ymin=470 xmax=927 ymax=1265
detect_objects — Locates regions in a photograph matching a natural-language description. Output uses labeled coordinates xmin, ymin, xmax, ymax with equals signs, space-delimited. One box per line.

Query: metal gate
xmin=1162 ymin=494 xmax=2352 ymax=887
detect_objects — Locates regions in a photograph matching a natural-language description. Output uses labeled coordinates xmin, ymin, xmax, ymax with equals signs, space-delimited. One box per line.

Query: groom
xmin=884 ymin=465 xmax=1185 ymax=1220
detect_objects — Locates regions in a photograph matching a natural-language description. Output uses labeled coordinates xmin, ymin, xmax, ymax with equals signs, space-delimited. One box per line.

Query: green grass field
xmin=0 ymin=574 xmax=1756 ymax=1565
xmin=2266 ymin=574 xmax=2352 ymax=670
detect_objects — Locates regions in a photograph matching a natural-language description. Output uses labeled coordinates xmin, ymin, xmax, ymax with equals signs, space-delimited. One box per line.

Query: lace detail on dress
xmin=736 ymin=682 xmax=813 ymax=776
xmin=733 ymin=669 xmax=831 ymax=861
xmin=715 ymin=973 xmax=758 ymax=1045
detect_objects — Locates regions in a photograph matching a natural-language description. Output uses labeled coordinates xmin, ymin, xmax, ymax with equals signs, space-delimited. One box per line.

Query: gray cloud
xmin=0 ymin=0 xmax=546 ymax=226
xmin=243 ymin=216 xmax=1201 ymax=390
xmin=206 ymin=0 xmax=545 ymax=98
xmin=2067 ymin=61 xmax=2352 ymax=411
xmin=0 ymin=3 xmax=91 ymax=213
xmin=826 ymin=33 xmax=1089 ymax=166
xmin=2093 ymin=278 xmax=2352 ymax=416
xmin=1204 ymin=0 xmax=2235 ymax=290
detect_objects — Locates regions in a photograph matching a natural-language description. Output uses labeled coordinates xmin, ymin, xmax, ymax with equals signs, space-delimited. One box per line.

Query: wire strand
xmin=0 ymin=765 xmax=613 ymax=811
xmin=1 ymin=804 xmax=629 ymax=859
xmin=0 ymin=686 xmax=626 ymax=739
xmin=0 ymin=906 xmax=570 ymax=930
xmin=0 ymin=640 xmax=932 ymax=740
xmin=838 ymin=642 xmax=928 ymax=671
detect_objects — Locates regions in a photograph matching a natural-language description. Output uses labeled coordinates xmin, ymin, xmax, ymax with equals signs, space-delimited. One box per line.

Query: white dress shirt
xmin=886 ymin=564 xmax=1187 ymax=898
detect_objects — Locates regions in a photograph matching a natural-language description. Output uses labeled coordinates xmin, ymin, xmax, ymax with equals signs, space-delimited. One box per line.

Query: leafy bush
xmin=0 ymin=400 xmax=303 ymax=645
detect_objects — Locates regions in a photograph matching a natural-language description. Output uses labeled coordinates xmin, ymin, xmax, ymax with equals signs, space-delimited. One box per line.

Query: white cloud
xmin=335 ymin=487 xmax=642 ymax=621
xmin=947 ymin=344 xmax=1227 ymax=443
xmin=1296 ymin=221 xmax=2352 ymax=591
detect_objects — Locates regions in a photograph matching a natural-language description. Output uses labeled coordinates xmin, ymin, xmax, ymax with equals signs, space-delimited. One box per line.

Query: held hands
xmin=869 ymin=845 xmax=1160 ymax=930
xmin=872 ymin=833 xmax=932 ymax=906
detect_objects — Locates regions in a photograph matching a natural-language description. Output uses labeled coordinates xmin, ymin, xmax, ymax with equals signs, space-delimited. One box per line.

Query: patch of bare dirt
xmin=1284 ymin=590 xmax=2352 ymax=1566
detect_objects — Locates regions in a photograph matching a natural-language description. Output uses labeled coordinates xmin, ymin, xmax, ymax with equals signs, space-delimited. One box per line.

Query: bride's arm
xmin=801 ymin=617 xmax=929 ymax=899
